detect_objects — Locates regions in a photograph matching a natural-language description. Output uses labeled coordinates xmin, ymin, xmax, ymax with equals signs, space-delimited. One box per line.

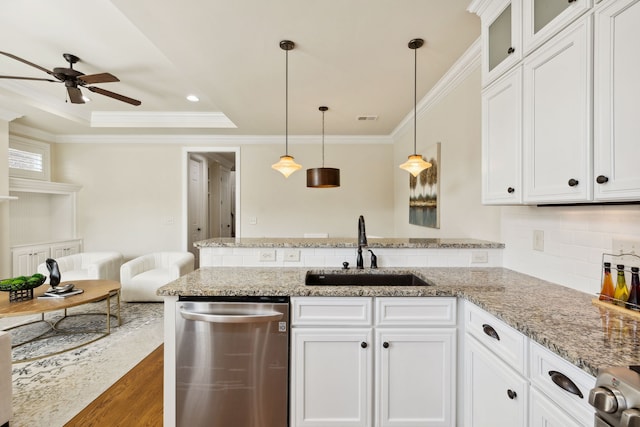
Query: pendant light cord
xmin=413 ymin=44 xmax=417 ymax=155
xmin=285 ymin=48 xmax=289 ymax=156
xmin=322 ymin=109 xmax=325 ymax=167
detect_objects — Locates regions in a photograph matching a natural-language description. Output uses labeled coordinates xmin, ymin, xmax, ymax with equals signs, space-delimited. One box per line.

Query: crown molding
xmin=467 ymin=0 xmax=494 ymax=15
xmin=0 ymin=108 xmax=23 ymax=122
xmin=91 ymin=111 xmax=237 ymax=128
xmin=390 ymin=37 xmax=480 ymax=140
xmin=55 ymin=133 xmax=394 ymax=145
xmin=9 ymin=122 xmax=56 ymax=143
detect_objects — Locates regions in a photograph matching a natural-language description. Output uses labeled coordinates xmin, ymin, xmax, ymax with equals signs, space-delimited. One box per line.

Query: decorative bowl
xmin=0 ymin=274 xmax=46 ymax=292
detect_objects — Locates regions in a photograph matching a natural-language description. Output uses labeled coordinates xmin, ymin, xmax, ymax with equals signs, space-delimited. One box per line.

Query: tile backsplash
xmin=501 ymin=204 xmax=640 ymax=295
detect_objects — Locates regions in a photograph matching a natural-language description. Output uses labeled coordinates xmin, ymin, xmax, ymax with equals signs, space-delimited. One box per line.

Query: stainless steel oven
xmin=589 ymin=366 xmax=640 ymax=427
xmin=175 ymin=296 xmax=290 ymax=427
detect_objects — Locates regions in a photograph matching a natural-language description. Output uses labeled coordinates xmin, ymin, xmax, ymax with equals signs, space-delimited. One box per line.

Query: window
xmin=8 ymin=136 xmax=50 ymax=180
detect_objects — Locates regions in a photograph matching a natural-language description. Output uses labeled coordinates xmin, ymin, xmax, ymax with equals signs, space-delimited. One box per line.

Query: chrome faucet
xmin=357 ymin=215 xmax=367 ymax=269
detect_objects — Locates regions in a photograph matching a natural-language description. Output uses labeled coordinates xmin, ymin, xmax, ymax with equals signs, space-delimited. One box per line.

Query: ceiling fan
xmin=0 ymin=51 xmax=141 ymax=106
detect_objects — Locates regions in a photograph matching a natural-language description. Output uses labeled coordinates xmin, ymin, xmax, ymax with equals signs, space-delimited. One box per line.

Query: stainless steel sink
xmin=305 ymin=272 xmax=431 ymax=286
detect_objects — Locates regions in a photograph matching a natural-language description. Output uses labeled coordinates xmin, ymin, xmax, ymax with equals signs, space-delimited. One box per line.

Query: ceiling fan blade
xmin=0 ymin=51 xmax=54 ymax=76
xmin=87 ymin=86 xmax=141 ymax=106
xmin=67 ymin=87 xmax=84 ymax=104
xmin=0 ymin=75 xmax=57 ymax=82
xmin=78 ymin=73 xmax=119 ymax=85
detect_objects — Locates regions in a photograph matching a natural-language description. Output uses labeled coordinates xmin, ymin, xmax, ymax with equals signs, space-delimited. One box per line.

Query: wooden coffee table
xmin=0 ymin=279 xmax=121 ymax=362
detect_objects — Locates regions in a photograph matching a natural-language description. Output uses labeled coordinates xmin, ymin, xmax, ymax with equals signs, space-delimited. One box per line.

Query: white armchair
xmin=37 ymin=251 xmax=123 ymax=284
xmin=120 ymin=252 xmax=195 ymax=302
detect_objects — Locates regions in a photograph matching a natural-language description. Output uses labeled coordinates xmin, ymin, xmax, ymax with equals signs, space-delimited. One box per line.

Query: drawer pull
xmin=549 ymin=370 xmax=583 ymax=399
xmin=507 ymin=389 xmax=517 ymax=400
xmin=482 ymin=324 xmax=500 ymax=341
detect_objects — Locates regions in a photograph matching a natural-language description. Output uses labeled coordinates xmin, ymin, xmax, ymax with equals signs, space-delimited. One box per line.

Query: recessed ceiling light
xmin=357 ymin=115 xmax=378 ymax=121
xmin=186 ymin=94 xmax=199 ymax=102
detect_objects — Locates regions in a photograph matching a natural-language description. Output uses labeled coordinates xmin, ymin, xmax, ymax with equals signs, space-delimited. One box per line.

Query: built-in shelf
xmin=0 ymin=195 xmax=18 ymax=202
xmin=9 ymin=177 xmax=82 ymax=194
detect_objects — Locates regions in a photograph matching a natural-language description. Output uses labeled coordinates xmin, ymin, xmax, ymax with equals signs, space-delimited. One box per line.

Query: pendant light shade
xmin=272 ymin=40 xmax=302 ymax=178
xmin=307 ymin=106 xmax=340 ymax=188
xmin=399 ymin=38 xmax=432 ymax=177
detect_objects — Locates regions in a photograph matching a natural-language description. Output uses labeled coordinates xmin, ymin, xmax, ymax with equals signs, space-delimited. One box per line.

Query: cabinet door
xmin=594 ymin=0 xmax=640 ymax=200
xmin=464 ymin=335 xmax=528 ymax=427
xmin=50 ymin=239 xmax=82 ymax=258
xmin=523 ymin=0 xmax=592 ymax=55
xmin=482 ymin=65 xmax=523 ymax=204
xmin=11 ymin=245 xmax=49 ymax=276
xmin=376 ymin=328 xmax=456 ymax=427
xmin=523 ymin=16 xmax=593 ymax=203
xmin=480 ymin=0 xmax=523 ymax=86
xmin=290 ymin=328 xmax=373 ymax=427
xmin=530 ymin=387 xmax=585 ymax=427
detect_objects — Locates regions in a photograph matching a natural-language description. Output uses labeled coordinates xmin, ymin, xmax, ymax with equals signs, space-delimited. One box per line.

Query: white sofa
xmin=120 ymin=252 xmax=194 ymax=302
xmin=37 ymin=252 xmax=123 ymax=284
xmin=0 ymin=331 xmax=11 ymax=426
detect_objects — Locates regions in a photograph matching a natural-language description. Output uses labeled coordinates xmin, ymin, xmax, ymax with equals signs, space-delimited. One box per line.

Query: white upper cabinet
xmin=522 ymin=16 xmax=593 ymax=203
xmin=471 ymin=0 xmax=523 ymax=86
xmin=593 ymin=0 xmax=640 ymax=201
xmin=522 ymin=0 xmax=592 ymax=55
xmin=482 ymin=65 xmax=523 ymax=204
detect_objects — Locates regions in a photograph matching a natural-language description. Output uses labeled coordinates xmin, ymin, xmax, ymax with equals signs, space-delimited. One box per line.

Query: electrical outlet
xmin=249 ymin=217 xmax=257 ymax=225
xmin=284 ymin=249 xmax=300 ymax=262
xmin=612 ymin=239 xmax=640 ymax=267
xmin=259 ymin=250 xmax=276 ymax=262
xmin=471 ymin=251 xmax=488 ymax=263
xmin=533 ymin=230 xmax=544 ymax=252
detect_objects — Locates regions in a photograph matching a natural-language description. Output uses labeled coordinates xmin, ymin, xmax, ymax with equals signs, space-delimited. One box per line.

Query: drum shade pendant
xmin=272 ymin=40 xmax=302 ymax=178
xmin=399 ymin=38 xmax=432 ymax=177
xmin=307 ymin=106 xmax=340 ymax=188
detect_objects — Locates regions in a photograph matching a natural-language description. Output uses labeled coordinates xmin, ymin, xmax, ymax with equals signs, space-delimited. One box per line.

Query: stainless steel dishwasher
xmin=175 ymin=296 xmax=290 ymax=427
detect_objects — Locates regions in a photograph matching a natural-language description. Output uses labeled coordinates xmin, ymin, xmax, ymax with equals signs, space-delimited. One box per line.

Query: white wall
xmin=0 ymin=121 xmax=9 ymax=275
xmin=392 ymin=65 xmax=501 ymax=241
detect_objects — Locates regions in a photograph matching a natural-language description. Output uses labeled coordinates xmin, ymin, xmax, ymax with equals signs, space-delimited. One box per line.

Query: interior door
xmin=219 ymin=166 xmax=232 ymax=237
xmin=188 ymin=156 xmax=207 ymax=267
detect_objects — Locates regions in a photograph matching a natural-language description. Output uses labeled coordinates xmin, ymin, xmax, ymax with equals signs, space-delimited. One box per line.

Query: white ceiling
xmin=0 ymin=0 xmax=479 ymax=137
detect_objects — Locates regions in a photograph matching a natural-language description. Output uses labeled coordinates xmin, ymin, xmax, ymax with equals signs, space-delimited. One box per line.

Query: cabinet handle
xmin=568 ymin=0 xmax=577 ymax=3
xmin=596 ymin=175 xmax=609 ymax=184
xmin=482 ymin=324 xmax=501 ymax=341
xmin=507 ymin=187 xmax=515 ymax=194
xmin=383 ymin=342 xmax=390 ymax=349
xmin=568 ymin=178 xmax=579 ymax=187
xmin=361 ymin=342 xmax=368 ymax=349
xmin=507 ymin=47 xmax=515 ymax=55
xmin=549 ymin=370 xmax=583 ymax=398
xmin=507 ymin=389 xmax=517 ymax=400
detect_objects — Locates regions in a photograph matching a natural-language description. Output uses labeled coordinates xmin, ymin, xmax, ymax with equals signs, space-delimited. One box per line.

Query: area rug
xmin=1 ymin=301 xmax=164 ymax=427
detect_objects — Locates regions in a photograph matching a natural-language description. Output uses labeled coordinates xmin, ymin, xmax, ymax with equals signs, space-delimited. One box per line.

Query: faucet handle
xmin=368 ymin=250 xmax=378 ymax=269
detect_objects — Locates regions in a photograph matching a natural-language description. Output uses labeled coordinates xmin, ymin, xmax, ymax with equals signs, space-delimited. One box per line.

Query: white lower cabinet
xmin=529 ymin=388 xmax=584 ymax=427
xmin=290 ymin=297 xmax=456 ymax=427
xmin=11 ymin=239 xmax=83 ymax=276
xmin=464 ymin=335 xmax=528 ymax=427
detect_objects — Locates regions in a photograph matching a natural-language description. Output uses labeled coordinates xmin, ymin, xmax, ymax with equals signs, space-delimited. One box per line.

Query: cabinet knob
xmin=482 ymin=324 xmax=501 ymax=341
xmin=360 ymin=342 xmax=368 ymax=349
xmin=507 ymin=47 xmax=515 ymax=55
xmin=507 ymin=187 xmax=515 ymax=194
xmin=383 ymin=342 xmax=390 ymax=349
xmin=568 ymin=178 xmax=579 ymax=187
xmin=596 ymin=175 xmax=609 ymax=184
xmin=568 ymin=0 xmax=577 ymax=3
xmin=507 ymin=389 xmax=517 ymax=400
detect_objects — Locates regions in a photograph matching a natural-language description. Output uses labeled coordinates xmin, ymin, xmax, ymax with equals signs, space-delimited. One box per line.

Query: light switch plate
xmin=471 ymin=251 xmax=488 ymax=263
xmin=284 ymin=249 xmax=300 ymax=262
xmin=611 ymin=239 xmax=640 ymax=267
xmin=533 ymin=230 xmax=544 ymax=252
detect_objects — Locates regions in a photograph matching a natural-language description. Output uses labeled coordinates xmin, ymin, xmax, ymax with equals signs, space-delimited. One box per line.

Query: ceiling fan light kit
xmin=307 ymin=106 xmax=340 ymax=188
xmin=399 ymin=38 xmax=432 ymax=177
xmin=272 ymin=40 xmax=302 ymax=178
xmin=0 ymin=51 xmax=141 ymax=106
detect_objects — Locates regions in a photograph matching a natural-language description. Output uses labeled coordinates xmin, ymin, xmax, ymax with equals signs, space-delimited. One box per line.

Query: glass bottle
xmin=599 ymin=262 xmax=615 ymax=302
xmin=614 ymin=264 xmax=629 ymax=307
xmin=627 ymin=267 xmax=640 ymax=311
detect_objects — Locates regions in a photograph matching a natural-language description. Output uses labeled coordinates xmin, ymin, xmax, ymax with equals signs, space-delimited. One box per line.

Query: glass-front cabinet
xmin=523 ymin=0 xmax=592 ymax=55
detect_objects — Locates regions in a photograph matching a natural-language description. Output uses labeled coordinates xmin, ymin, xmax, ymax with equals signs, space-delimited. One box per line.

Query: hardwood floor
xmin=65 ymin=344 xmax=163 ymax=427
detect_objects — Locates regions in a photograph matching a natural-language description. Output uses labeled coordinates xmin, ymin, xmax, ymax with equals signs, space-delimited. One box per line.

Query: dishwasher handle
xmin=180 ymin=308 xmax=284 ymax=324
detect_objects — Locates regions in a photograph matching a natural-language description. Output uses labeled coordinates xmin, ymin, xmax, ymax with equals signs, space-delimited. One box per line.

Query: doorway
xmin=183 ymin=148 xmax=239 ymax=268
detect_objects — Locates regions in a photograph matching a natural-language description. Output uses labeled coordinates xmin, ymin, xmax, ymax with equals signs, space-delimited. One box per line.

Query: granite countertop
xmin=158 ymin=267 xmax=640 ymax=377
xmin=194 ymin=237 xmax=505 ymax=249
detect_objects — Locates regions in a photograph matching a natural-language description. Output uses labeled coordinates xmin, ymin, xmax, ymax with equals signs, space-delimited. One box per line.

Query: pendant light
xmin=272 ymin=40 xmax=302 ymax=178
xmin=307 ymin=106 xmax=340 ymax=188
xmin=399 ymin=38 xmax=432 ymax=177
